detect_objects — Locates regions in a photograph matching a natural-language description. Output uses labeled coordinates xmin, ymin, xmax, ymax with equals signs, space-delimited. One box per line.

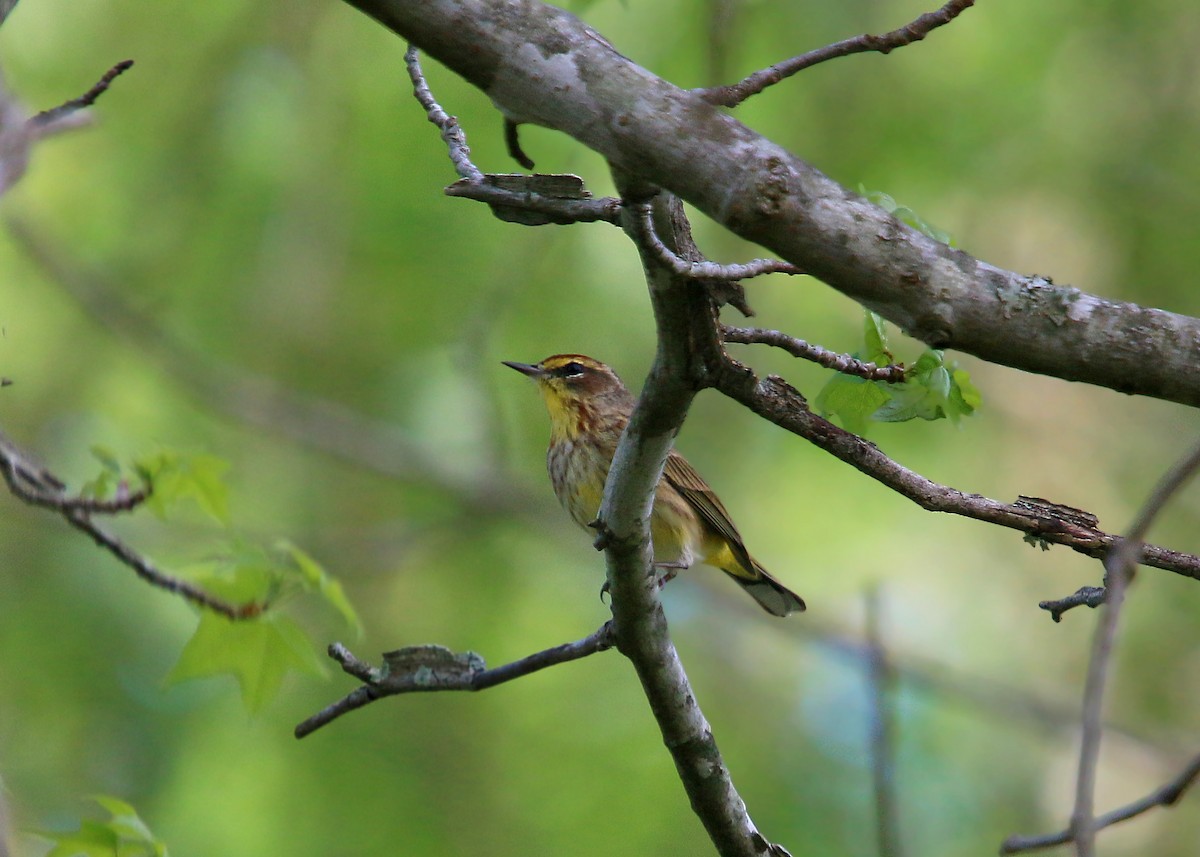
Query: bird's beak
xmin=502 ymin=360 xmax=545 ymax=378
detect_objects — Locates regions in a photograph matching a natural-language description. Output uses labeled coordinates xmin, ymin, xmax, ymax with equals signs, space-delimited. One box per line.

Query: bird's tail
xmin=732 ymin=560 xmax=806 ymax=617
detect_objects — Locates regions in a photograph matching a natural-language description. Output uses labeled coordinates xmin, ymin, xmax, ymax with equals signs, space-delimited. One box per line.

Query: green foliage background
xmin=1 ymin=1 xmax=1199 ymax=854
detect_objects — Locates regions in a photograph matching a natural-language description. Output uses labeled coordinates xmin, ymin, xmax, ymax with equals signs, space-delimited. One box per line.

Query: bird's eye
xmin=561 ymin=361 xmax=586 ymax=377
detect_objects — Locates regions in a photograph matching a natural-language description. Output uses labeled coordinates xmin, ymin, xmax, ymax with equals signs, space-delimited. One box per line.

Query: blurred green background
xmin=1 ymin=0 xmax=1199 ymax=854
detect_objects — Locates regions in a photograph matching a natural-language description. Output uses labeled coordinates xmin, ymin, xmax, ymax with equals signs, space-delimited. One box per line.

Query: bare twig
xmin=0 ymin=435 xmax=261 ymax=620
xmin=631 ymin=202 xmax=803 ymax=281
xmin=1 ymin=59 xmax=134 ymax=195
xmin=404 ymin=45 xmax=481 ymax=181
xmin=503 ymin=116 xmax=536 ymax=169
xmin=407 ymin=45 xmax=622 ymax=226
xmin=1037 ymin=586 xmax=1106 ymax=622
xmin=711 ymin=369 xmax=1200 ymax=582
xmin=697 ymin=0 xmax=976 ymax=107
xmin=864 ymin=589 xmax=905 ymax=857
xmin=1069 ymin=438 xmax=1200 ymax=855
xmin=1000 ymin=752 xmax=1200 ymax=854
xmin=294 ymin=622 xmax=615 ymax=738
xmin=722 ymin=325 xmax=907 ymax=382
xmin=29 ymin=60 xmax=134 ymax=131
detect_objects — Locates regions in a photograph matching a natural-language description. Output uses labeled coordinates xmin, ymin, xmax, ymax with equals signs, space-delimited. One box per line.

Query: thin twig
xmin=404 ymin=45 xmax=482 ymax=181
xmin=1070 ymin=438 xmax=1200 ymax=855
xmin=722 ymin=325 xmax=907 ymax=382
xmin=0 ymin=437 xmax=260 ymax=620
xmin=295 ymin=622 xmax=615 ymax=738
xmin=503 ymin=117 xmax=536 ymax=169
xmin=864 ymin=589 xmax=905 ymax=857
xmin=697 ymin=0 xmax=975 ymax=107
xmin=407 ymin=45 xmax=622 ymax=227
xmin=1000 ymin=752 xmax=1200 ymax=854
xmin=711 ymin=369 xmax=1200 ymax=582
xmin=29 ymin=60 xmax=134 ymax=131
xmin=632 ymin=203 xmax=802 ymax=281
xmin=1037 ymin=586 xmax=1106 ymax=623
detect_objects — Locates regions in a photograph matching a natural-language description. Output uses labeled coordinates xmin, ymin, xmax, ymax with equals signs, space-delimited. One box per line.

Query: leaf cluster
xmin=816 ymin=312 xmax=981 ymax=434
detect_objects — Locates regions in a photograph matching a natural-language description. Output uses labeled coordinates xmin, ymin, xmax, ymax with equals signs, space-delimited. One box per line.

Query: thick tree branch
xmin=294 ymin=623 xmax=615 ymax=738
xmin=341 ymin=0 xmax=1200 ymax=408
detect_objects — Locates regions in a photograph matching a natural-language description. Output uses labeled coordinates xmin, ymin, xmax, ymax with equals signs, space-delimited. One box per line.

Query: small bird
xmin=504 ymin=354 xmax=805 ymax=616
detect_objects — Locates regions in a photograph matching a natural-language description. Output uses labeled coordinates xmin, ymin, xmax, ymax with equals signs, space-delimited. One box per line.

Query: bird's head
xmin=503 ymin=354 xmax=632 ymax=440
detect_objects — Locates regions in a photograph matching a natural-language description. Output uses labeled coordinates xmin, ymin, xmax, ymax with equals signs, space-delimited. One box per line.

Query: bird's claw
xmin=588 ymin=518 xmax=612 ymax=551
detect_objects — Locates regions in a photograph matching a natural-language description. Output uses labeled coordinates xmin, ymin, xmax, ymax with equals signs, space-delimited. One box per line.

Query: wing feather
xmin=662 ymin=450 xmax=755 ymax=573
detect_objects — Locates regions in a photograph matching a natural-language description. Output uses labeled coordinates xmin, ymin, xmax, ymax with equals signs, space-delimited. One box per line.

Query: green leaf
xmin=815 ymin=374 xmax=891 ymax=435
xmin=872 ymin=380 xmax=942 ymax=423
xmin=80 ymin=445 xmax=125 ymax=500
xmin=166 ymin=611 xmax=326 ymax=712
xmin=41 ymin=796 xmax=168 ymax=857
xmin=953 ymin=367 xmax=983 ymax=410
xmin=135 ymin=450 xmax=230 ymax=524
xmin=276 ymin=540 xmax=363 ymax=635
xmin=859 ymin=185 xmax=954 ymax=245
xmin=181 ymin=545 xmax=278 ymax=604
xmin=870 ymin=350 xmax=982 ymax=425
xmin=862 ymin=312 xmax=891 ymax=363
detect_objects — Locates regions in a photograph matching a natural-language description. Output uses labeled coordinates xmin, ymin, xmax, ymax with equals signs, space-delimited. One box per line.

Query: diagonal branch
xmin=999 ymin=751 xmax=1200 ymax=854
xmin=0 ymin=433 xmax=261 ymax=620
xmin=294 ymin=622 xmax=615 ymax=738
xmin=404 ymin=44 xmax=481 ymax=181
xmin=722 ymin=325 xmax=907 ymax=382
xmin=29 ymin=59 xmax=134 ymax=132
xmin=710 ymin=368 xmax=1200 ymax=582
xmin=696 ymin=0 xmax=976 ymax=107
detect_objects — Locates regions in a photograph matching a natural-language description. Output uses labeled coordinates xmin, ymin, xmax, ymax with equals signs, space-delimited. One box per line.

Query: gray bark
xmin=343 ymin=0 xmax=1200 ymax=408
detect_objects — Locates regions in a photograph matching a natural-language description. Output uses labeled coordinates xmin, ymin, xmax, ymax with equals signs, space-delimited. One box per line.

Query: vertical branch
xmin=865 ymin=588 xmax=905 ymax=857
xmin=1070 ymin=439 xmax=1200 ymax=854
xmin=596 ymin=173 xmax=786 ymax=856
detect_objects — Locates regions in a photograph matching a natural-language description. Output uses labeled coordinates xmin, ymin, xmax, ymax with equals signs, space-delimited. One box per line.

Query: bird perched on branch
xmin=504 ymin=354 xmax=805 ymax=617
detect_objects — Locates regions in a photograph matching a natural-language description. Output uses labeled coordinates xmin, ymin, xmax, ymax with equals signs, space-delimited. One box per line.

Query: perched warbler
xmin=504 ymin=354 xmax=805 ymax=617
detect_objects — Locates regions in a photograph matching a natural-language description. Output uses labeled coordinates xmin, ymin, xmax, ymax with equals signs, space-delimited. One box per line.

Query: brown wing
xmin=662 ymin=449 xmax=755 ymax=573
